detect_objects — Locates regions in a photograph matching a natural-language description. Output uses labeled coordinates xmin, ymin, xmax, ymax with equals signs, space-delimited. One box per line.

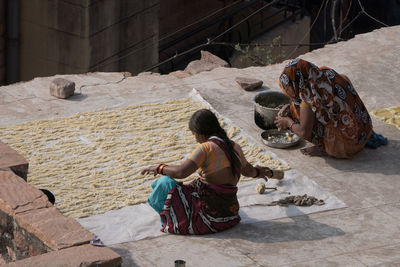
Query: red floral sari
xmin=278 ymin=58 xmax=373 ymax=158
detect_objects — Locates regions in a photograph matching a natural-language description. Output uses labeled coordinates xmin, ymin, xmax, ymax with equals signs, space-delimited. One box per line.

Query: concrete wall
xmin=19 ymin=0 xmax=159 ymax=81
xmin=158 ymin=0 xmax=228 ymax=72
xmin=0 ymin=0 xmax=5 ymax=85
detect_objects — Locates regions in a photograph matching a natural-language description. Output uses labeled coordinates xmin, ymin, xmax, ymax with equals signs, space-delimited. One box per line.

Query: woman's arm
xmin=274 ymin=104 xmax=314 ymax=140
xmin=140 ymin=159 xmax=198 ymax=179
xmin=241 ymin=162 xmax=272 ymax=182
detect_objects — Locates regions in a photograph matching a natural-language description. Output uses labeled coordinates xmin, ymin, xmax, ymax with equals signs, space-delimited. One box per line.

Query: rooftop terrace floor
xmin=1 ymin=25 xmax=400 ymax=266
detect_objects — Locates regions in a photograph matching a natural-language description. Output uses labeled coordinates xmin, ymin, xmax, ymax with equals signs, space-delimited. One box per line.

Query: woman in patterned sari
xmin=141 ymin=109 xmax=273 ymax=235
xmin=274 ymin=58 xmax=373 ymax=158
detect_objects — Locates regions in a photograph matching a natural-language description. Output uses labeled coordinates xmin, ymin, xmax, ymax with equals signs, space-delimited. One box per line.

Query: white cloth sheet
xmin=77 ymin=90 xmax=347 ymax=245
xmin=77 ymin=169 xmax=346 ymax=245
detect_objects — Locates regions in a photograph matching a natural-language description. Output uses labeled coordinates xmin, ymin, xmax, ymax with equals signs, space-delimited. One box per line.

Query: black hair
xmin=189 ymin=109 xmax=240 ymax=177
xmin=40 ymin=188 xmax=55 ymax=204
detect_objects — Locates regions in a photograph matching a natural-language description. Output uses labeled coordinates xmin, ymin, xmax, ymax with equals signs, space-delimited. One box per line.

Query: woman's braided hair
xmin=189 ymin=109 xmax=241 ymax=177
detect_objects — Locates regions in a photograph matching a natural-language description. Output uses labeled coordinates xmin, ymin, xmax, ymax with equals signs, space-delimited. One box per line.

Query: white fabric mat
xmin=77 ymin=169 xmax=346 ymax=245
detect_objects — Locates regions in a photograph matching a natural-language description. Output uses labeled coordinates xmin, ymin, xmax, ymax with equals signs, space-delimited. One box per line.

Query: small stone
xmin=256 ymin=183 xmax=266 ymax=194
xmin=49 ymin=78 xmax=75 ymax=99
xmin=200 ymin=50 xmax=229 ymax=67
xmin=235 ymin=77 xmax=263 ymax=91
xmin=185 ymin=60 xmax=220 ymax=75
xmin=184 ymin=51 xmax=229 ymax=75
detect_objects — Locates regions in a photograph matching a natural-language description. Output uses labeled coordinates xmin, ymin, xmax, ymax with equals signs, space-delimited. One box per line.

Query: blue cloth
xmin=147 ymin=176 xmax=179 ymax=214
xmin=365 ymin=131 xmax=388 ymax=149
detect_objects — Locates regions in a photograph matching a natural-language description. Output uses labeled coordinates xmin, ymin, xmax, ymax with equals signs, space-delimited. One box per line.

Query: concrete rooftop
xmin=1 ymin=25 xmax=400 ymax=266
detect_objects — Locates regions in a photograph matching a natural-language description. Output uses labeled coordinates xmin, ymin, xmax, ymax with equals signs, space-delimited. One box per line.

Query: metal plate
xmin=261 ymin=129 xmax=301 ymax=149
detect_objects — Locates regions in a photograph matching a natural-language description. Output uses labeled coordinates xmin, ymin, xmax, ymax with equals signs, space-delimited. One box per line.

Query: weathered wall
xmin=0 ymin=0 xmax=5 ymax=85
xmin=158 ymin=0 xmax=227 ymax=72
xmin=19 ymin=0 xmax=159 ymax=81
xmin=0 ymin=209 xmax=51 ymax=262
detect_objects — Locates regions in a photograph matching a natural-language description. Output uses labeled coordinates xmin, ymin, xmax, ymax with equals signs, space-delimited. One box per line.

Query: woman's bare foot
xmin=300 ymin=146 xmax=327 ymax=157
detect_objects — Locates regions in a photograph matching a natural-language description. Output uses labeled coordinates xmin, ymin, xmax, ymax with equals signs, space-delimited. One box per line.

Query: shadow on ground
xmin=323 ymin=139 xmax=400 ymax=175
xmin=109 ymin=247 xmax=140 ymax=267
xmin=207 ymin=206 xmax=345 ymax=243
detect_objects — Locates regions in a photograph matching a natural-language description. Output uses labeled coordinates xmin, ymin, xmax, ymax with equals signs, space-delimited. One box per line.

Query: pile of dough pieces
xmin=371 ymin=106 xmax=400 ymax=130
xmin=0 ymin=97 xmax=289 ymax=218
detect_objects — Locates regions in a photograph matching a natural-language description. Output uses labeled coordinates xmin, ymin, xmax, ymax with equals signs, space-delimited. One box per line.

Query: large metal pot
xmin=254 ymin=90 xmax=290 ymax=130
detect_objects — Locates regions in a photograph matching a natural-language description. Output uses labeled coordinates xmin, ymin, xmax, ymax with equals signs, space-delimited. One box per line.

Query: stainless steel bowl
xmin=254 ymin=91 xmax=290 ymax=130
xmin=261 ymin=129 xmax=301 ymax=149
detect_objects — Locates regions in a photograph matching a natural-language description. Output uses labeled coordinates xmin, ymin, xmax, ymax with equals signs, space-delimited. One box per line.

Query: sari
xmin=278 ymin=58 xmax=373 ymax=158
xmin=148 ymin=137 xmax=242 ymax=235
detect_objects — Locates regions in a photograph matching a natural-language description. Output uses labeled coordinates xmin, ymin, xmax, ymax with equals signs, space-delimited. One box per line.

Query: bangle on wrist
xmin=159 ymin=164 xmax=166 ymax=175
xmin=252 ymin=167 xmax=260 ymax=178
xmin=156 ymin=164 xmax=166 ymax=174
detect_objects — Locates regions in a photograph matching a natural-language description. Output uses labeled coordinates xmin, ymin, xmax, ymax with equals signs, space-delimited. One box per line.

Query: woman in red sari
xmin=141 ymin=109 xmax=273 ymax=235
xmin=274 ymin=58 xmax=373 ymax=158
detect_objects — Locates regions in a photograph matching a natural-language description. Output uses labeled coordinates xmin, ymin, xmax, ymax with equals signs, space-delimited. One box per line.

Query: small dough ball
xmin=256 ymin=183 xmax=266 ymax=194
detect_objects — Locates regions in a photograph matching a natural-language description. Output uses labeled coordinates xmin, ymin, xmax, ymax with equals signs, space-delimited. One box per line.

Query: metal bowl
xmin=261 ymin=129 xmax=301 ymax=149
xmin=254 ymin=91 xmax=290 ymax=130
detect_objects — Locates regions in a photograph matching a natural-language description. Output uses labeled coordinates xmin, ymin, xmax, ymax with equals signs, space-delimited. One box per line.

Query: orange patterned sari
xmin=278 ymin=58 xmax=373 ymax=158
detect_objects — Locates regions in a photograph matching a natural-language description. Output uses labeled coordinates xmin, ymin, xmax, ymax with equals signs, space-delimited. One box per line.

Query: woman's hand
xmin=274 ymin=116 xmax=293 ymax=130
xmin=141 ymin=165 xmax=159 ymax=176
xmin=255 ymin=165 xmax=273 ymax=182
xmin=278 ymin=103 xmax=291 ymax=117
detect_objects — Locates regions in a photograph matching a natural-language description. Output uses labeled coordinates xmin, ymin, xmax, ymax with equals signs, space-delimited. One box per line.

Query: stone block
xmin=200 ymin=50 xmax=229 ymax=67
xmin=184 ymin=60 xmax=221 ymax=75
xmin=0 ymin=208 xmax=51 ymax=263
xmin=49 ymin=78 xmax=75 ymax=99
xmin=235 ymin=77 xmax=264 ymax=91
xmin=0 ymin=142 xmax=28 ymax=180
xmin=15 ymin=206 xmax=93 ymax=250
xmin=0 ymin=170 xmax=49 ymax=216
xmin=184 ymin=51 xmax=229 ymax=75
xmin=7 ymin=244 xmax=122 ymax=267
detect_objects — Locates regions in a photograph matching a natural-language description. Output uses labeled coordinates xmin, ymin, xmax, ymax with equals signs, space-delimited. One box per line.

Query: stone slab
xmin=0 ymin=142 xmax=28 ymax=180
xmin=0 ymin=170 xmax=48 ymax=216
xmin=0 ymin=170 xmax=93 ymax=250
xmin=15 ymin=206 xmax=94 ymax=250
xmin=6 ymin=244 xmax=122 ymax=267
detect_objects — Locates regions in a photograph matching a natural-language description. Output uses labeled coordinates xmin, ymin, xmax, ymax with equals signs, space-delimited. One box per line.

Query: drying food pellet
xmin=0 ymin=97 xmax=290 ymax=218
xmin=256 ymin=183 xmax=266 ymax=194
